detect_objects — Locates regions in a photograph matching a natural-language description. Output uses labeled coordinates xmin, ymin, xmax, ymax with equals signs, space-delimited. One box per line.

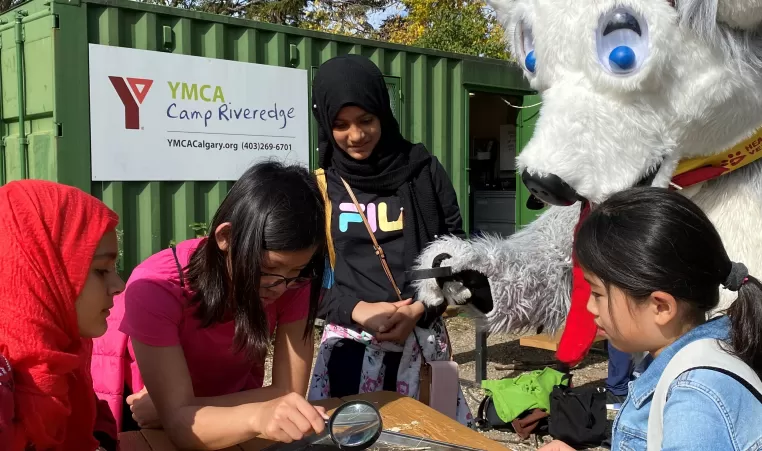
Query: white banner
xmin=88 ymin=44 xmax=310 ymax=181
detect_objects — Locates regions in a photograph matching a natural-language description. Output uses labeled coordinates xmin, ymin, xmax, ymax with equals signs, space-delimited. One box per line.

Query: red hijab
xmin=0 ymin=180 xmax=119 ymax=450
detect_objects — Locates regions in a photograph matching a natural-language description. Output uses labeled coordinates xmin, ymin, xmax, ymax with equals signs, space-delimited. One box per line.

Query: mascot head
xmin=487 ymin=0 xmax=762 ymax=205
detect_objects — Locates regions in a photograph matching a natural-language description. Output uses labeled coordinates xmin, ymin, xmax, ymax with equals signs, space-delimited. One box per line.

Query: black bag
xmin=475 ymin=396 xmax=550 ymax=438
xmin=475 ymin=395 xmax=511 ymax=430
xmin=547 ymin=375 xmax=607 ymax=449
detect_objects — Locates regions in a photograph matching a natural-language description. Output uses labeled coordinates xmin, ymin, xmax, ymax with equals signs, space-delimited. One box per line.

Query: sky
xmin=366 ymin=2 xmax=407 ymax=28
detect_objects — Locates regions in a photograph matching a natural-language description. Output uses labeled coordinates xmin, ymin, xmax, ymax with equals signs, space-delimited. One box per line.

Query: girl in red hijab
xmin=0 ymin=180 xmax=125 ymax=451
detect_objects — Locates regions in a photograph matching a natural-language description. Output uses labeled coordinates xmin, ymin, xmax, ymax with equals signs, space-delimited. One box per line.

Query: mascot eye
xmin=514 ymin=21 xmax=536 ymax=74
xmin=596 ymin=8 xmax=649 ymax=75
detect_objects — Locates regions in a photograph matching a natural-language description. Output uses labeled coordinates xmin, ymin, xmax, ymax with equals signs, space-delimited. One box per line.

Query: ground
xmin=265 ymin=314 xmax=613 ymax=451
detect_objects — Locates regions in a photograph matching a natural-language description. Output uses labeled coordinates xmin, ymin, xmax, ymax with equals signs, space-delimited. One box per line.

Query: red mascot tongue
xmin=555 ymin=201 xmax=600 ymax=367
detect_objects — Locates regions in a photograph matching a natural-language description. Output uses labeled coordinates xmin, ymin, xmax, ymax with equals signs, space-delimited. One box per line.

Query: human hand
xmin=375 ymin=302 xmax=425 ymax=344
xmin=538 ymin=440 xmax=577 ymax=451
xmin=126 ymin=386 xmax=162 ymax=429
xmin=251 ymin=392 xmax=329 ymax=443
xmin=351 ymin=299 xmax=412 ymax=333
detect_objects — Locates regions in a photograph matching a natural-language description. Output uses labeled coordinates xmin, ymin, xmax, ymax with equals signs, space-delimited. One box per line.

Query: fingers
xmin=268 ymin=394 xmax=326 ymax=443
xmin=392 ymin=298 xmax=413 ymax=308
xmin=276 ymin=416 xmax=304 ymax=442
xmin=126 ymin=386 xmax=148 ymax=405
xmin=293 ymin=398 xmax=327 ymax=435
xmin=375 ymin=322 xmax=406 ymax=343
xmin=314 ymin=406 xmax=330 ymax=421
xmin=377 ymin=311 xmax=405 ymax=333
xmin=132 ymin=413 xmax=161 ymax=429
xmin=538 ymin=440 xmax=576 ymax=451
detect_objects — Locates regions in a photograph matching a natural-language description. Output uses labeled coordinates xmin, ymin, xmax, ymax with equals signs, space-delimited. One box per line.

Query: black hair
xmin=575 ymin=186 xmax=762 ymax=376
xmin=185 ymin=161 xmax=326 ymax=360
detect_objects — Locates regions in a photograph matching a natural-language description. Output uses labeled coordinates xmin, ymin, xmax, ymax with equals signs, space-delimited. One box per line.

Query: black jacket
xmin=320 ymin=156 xmax=464 ymax=328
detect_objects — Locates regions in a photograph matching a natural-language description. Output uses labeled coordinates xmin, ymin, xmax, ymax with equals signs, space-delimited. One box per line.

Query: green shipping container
xmin=0 ymin=0 xmax=536 ymax=277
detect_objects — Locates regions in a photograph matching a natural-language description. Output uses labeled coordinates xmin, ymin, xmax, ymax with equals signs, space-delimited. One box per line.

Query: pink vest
xmin=90 ymin=292 xmax=144 ymax=433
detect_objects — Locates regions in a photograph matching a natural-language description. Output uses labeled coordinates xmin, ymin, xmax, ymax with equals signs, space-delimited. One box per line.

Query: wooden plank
xmin=519 ymin=326 xmax=605 ymax=352
xmin=340 ymin=391 xmax=511 ymax=451
xmin=119 ymin=431 xmax=152 ymax=451
xmin=121 ymin=395 xmax=511 ymax=451
xmin=519 ymin=333 xmax=562 ymax=351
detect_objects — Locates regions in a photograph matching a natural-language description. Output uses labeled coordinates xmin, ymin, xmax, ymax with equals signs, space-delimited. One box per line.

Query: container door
xmin=515 ymin=94 xmax=546 ymax=229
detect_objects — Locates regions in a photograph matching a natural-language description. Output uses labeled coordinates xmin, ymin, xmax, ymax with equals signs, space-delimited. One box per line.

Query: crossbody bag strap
xmin=340 ymin=176 xmax=403 ymax=301
xmin=170 ymin=244 xmax=186 ymax=288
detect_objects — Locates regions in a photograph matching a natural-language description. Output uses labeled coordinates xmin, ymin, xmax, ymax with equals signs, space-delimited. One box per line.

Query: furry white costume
xmin=414 ymin=0 xmax=762 ymax=365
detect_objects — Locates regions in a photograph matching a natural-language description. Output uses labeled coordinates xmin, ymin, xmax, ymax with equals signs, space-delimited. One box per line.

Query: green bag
xmin=481 ymin=367 xmax=568 ymax=422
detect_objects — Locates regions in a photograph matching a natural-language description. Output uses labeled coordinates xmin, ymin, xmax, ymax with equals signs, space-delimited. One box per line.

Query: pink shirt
xmin=118 ymin=238 xmax=310 ymax=397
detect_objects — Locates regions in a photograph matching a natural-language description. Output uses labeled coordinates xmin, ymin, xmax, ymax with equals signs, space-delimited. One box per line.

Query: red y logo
xmin=109 ymin=77 xmax=154 ymax=130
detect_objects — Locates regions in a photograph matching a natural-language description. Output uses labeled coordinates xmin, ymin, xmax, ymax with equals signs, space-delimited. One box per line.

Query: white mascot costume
xmin=414 ymin=0 xmax=762 ymax=366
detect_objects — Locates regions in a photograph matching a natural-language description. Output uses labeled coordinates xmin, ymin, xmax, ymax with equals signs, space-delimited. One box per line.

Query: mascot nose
xmin=521 ymin=169 xmax=582 ymax=206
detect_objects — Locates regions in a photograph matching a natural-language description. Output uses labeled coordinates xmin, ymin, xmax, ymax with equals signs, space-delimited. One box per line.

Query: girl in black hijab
xmin=307 ymin=54 xmax=472 ymax=426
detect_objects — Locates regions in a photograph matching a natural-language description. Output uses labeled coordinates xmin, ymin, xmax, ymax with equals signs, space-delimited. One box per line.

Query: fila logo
xmin=109 ymin=76 xmax=154 ymax=130
xmin=339 ymin=202 xmax=404 ymax=233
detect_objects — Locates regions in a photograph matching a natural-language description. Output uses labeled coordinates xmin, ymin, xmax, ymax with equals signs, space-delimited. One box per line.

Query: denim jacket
xmin=612 ymin=316 xmax=762 ymax=451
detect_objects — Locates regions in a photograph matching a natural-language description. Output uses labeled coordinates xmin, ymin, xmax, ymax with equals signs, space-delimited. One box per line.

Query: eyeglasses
xmin=260 ymin=271 xmax=315 ymax=289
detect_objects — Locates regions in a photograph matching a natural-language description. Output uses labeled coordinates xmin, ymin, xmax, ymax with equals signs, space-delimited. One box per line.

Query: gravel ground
xmin=264 ymin=314 xmax=613 ymax=451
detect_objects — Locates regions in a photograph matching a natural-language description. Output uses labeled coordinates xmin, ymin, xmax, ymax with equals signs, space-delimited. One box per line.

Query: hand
xmin=126 ymin=386 xmax=162 ymax=429
xmin=351 ymin=299 xmax=412 ymax=333
xmin=251 ymin=392 xmax=329 ymax=443
xmin=375 ymin=302 xmax=425 ymax=344
xmin=538 ymin=440 xmax=577 ymax=451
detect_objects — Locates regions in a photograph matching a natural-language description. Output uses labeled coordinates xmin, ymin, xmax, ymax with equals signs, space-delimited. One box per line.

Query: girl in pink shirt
xmin=113 ymin=162 xmax=329 ymax=449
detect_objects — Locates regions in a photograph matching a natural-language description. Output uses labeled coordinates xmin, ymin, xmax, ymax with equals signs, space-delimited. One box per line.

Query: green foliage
xmin=302 ymin=0 xmax=389 ymax=36
xmin=135 ymin=0 xmax=385 ymax=30
xmin=131 ymin=0 xmax=509 ymax=59
xmin=189 ymin=221 xmax=210 ymax=237
xmin=135 ymin=0 xmax=307 ymax=24
xmin=378 ymin=0 xmax=510 ymax=60
xmin=116 ymin=228 xmax=125 ymax=273
xmin=168 ymin=222 xmax=210 ymax=248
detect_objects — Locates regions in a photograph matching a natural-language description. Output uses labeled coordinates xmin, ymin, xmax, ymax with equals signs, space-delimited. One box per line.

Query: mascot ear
xmin=713 ymin=0 xmax=761 ymax=30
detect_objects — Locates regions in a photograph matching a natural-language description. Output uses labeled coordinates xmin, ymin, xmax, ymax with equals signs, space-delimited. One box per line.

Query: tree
xmin=136 ymin=0 xmax=387 ymax=30
xmin=0 ymin=0 xmax=23 ymax=14
xmin=378 ymin=0 xmax=510 ymax=60
xmin=302 ymin=0 xmax=389 ymax=37
xmin=137 ymin=0 xmax=307 ymax=25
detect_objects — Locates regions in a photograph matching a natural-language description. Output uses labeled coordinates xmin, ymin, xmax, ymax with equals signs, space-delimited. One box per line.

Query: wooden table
xmin=119 ymin=391 xmax=511 ymax=451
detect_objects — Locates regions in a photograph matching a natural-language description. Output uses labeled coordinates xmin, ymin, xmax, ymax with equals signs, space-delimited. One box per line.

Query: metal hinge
xmin=55 ymin=123 xmax=63 ymax=137
xmin=52 ymin=14 xmax=59 ymax=29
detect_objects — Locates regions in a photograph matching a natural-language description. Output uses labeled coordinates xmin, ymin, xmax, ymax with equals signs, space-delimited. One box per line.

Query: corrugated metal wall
xmin=2 ymin=0 xmax=530 ymax=277
xmin=0 ymin=3 xmax=57 ymax=186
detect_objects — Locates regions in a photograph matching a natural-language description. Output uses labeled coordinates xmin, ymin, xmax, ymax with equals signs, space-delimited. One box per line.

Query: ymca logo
xmin=109 ymin=76 xmax=154 ymax=130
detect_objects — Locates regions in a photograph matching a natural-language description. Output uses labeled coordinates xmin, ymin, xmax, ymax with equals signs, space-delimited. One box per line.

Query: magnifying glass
xmin=325 ymin=400 xmax=383 ymax=450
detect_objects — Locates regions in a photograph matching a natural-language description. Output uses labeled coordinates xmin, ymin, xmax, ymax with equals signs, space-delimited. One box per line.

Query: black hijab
xmin=312 ymin=54 xmax=444 ymax=271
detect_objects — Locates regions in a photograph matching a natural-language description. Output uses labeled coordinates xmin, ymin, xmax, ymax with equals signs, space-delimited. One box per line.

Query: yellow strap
xmin=315 ymin=168 xmax=336 ymax=269
xmin=674 ymin=126 xmax=762 ymax=178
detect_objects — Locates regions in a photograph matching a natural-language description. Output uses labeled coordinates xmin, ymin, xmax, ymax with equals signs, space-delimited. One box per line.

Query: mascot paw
xmin=445 ymin=269 xmax=494 ymax=315
xmin=442 ymin=280 xmax=472 ymax=305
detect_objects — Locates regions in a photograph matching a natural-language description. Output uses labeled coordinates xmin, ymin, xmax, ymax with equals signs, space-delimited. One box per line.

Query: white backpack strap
xmin=647 ymin=338 xmax=762 ymax=450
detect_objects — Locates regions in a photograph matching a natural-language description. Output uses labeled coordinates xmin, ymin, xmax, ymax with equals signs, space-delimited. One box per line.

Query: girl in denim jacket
xmin=542 ymin=187 xmax=762 ymax=451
